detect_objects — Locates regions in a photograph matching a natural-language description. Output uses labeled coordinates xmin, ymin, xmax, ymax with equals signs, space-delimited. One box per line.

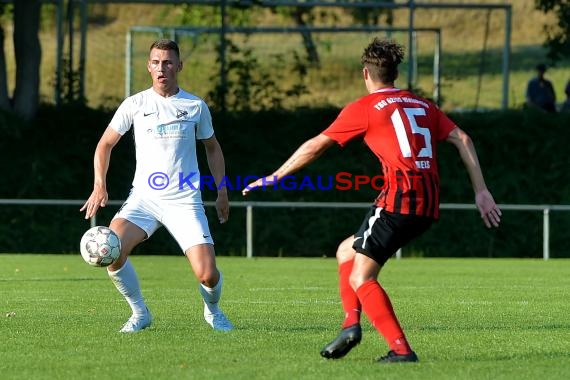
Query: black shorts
xmin=352 ymin=207 xmax=434 ymax=267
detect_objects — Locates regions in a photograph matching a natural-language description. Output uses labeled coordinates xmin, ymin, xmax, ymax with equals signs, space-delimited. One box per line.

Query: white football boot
xmin=204 ymin=304 xmax=234 ymax=331
xmin=119 ymin=307 xmax=152 ymax=333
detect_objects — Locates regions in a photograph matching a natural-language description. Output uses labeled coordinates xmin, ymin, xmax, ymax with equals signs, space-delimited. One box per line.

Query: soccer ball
xmin=80 ymin=226 xmax=121 ymax=267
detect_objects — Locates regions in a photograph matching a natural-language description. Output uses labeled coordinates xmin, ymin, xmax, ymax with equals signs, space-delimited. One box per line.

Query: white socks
xmin=108 ymin=261 xmax=222 ymax=318
xmin=199 ymin=271 xmax=223 ymax=314
xmin=107 ymin=259 xmax=147 ymax=317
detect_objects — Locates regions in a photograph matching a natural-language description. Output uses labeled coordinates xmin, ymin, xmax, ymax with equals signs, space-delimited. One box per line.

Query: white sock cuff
xmin=107 ymin=258 xmax=131 ymax=276
xmin=200 ymin=271 xmax=222 ymax=307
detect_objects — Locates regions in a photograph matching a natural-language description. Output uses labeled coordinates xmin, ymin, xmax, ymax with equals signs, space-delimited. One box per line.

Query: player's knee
xmin=348 ymin=274 xmax=361 ymax=291
xmin=349 ymin=272 xmax=372 ymax=291
xmin=336 ymin=237 xmax=356 ymax=263
xmin=196 ymin=268 xmax=219 ymax=287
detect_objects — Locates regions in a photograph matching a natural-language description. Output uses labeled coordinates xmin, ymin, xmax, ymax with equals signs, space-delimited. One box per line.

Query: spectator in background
xmin=525 ymin=63 xmax=556 ymax=112
xmin=560 ymin=80 xmax=570 ymax=112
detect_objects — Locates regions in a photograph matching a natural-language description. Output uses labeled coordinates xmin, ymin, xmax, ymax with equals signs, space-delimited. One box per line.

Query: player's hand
xmin=216 ymin=190 xmax=229 ymax=224
xmin=242 ymin=175 xmax=278 ymax=196
xmin=80 ymin=185 xmax=108 ymax=219
xmin=475 ymin=189 xmax=501 ymax=228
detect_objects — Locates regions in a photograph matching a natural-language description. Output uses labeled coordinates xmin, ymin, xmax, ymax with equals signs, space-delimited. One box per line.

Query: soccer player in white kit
xmin=81 ymin=39 xmax=233 ymax=333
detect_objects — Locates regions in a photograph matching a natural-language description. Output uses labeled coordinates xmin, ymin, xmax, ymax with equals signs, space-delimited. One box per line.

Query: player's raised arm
xmin=446 ymin=127 xmax=501 ymax=228
xmin=80 ymin=126 xmax=122 ymax=219
xmin=242 ymin=134 xmax=335 ymax=196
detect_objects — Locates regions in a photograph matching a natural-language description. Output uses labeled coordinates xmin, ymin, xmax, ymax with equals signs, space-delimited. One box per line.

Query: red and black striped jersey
xmin=322 ymin=88 xmax=457 ymax=219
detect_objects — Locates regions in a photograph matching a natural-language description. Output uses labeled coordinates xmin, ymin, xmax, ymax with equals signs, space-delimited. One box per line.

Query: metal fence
xmin=126 ymin=25 xmax=443 ymax=106
xmin=0 ymin=199 xmax=567 ymax=260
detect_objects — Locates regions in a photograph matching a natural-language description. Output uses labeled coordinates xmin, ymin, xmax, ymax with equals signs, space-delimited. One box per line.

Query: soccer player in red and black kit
xmin=242 ymin=38 xmax=501 ymax=363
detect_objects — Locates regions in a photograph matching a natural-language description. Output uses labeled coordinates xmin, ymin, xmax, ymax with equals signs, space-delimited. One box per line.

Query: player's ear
xmin=147 ymin=60 xmax=152 ymax=73
xmin=177 ymin=61 xmax=183 ymax=72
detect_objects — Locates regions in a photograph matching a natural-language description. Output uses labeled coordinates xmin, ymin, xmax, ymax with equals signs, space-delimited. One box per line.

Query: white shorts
xmin=113 ymin=192 xmax=214 ymax=252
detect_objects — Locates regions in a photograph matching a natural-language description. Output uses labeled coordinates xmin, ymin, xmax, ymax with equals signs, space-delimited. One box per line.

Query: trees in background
xmin=535 ymin=0 xmax=570 ymax=61
xmin=0 ymin=1 xmax=566 ymax=121
xmin=0 ymin=1 xmax=394 ymax=120
xmin=0 ymin=0 xmax=41 ymax=121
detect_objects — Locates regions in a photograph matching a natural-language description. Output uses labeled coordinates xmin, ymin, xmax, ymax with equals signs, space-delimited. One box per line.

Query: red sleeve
xmin=322 ymin=101 xmax=368 ymax=147
xmin=434 ymin=107 xmax=457 ymax=141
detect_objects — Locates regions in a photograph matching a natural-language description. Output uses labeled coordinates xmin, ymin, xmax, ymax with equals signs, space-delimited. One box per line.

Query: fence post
xmin=543 ymin=208 xmax=550 ymax=260
xmin=246 ymin=204 xmax=253 ymax=258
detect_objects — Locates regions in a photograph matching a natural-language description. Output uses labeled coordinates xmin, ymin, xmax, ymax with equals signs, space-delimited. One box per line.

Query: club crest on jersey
xmin=176 ymin=109 xmax=188 ymax=118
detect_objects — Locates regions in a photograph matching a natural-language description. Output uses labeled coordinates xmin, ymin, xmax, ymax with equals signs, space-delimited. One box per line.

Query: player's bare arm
xmin=80 ymin=127 xmax=122 ymax=219
xmin=203 ymin=135 xmax=229 ymax=224
xmin=242 ymin=133 xmax=335 ymax=195
xmin=446 ymin=127 xmax=501 ymax=228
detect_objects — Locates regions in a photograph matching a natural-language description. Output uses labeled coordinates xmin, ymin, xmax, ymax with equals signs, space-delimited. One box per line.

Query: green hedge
xmin=1 ymin=105 xmax=570 ymax=258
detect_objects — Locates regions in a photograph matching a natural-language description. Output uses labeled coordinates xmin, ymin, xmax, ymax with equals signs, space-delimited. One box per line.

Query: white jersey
xmin=109 ymin=87 xmax=214 ymax=202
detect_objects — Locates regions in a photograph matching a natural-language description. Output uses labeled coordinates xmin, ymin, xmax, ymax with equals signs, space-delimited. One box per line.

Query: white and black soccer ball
xmin=80 ymin=226 xmax=121 ymax=267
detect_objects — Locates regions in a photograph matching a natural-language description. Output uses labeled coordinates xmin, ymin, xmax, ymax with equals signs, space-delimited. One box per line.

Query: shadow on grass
xmin=414 ymin=44 xmax=570 ymax=79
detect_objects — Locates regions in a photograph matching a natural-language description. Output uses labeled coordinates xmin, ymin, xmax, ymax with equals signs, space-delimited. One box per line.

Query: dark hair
xmin=150 ymin=39 xmax=180 ymax=59
xmin=361 ymin=38 xmax=404 ymax=84
xmin=536 ymin=63 xmax=547 ymax=72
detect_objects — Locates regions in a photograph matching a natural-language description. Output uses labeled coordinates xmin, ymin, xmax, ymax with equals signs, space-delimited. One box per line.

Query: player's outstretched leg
xmin=107 ymin=259 xmax=152 ymax=333
xmin=199 ymin=271 xmax=234 ymax=331
xmin=320 ymin=324 xmax=362 ymax=359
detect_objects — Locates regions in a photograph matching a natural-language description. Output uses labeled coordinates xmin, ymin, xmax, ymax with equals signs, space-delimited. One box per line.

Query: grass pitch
xmin=1 ymin=255 xmax=569 ymax=380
